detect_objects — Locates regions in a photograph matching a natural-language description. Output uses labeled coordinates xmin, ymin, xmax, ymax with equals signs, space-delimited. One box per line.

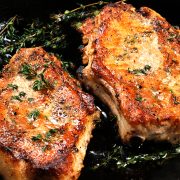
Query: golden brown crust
xmin=0 ymin=47 xmax=100 ymax=179
xmin=80 ymin=2 xmax=180 ymax=142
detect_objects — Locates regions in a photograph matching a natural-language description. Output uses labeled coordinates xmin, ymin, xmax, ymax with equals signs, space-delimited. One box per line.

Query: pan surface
xmin=0 ymin=0 xmax=179 ymax=179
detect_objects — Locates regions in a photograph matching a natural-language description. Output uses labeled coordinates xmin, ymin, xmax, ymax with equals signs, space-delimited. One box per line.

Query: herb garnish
xmin=90 ymin=144 xmax=180 ymax=170
xmin=135 ymin=95 xmax=143 ymax=102
xmin=31 ymin=134 xmax=42 ymax=141
xmin=33 ymin=74 xmax=53 ymax=91
xmin=167 ymin=32 xmax=177 ymax=41
xmin=33 ymin=80 xmax=44 ymax=91
xmin=19 ymin=63 xmax=37 ymax=79
xmin=11 ymin=95 xmax=22 ymax=102
xmin=28 ymin=109 xmax=40 ymax=120
xmin=28 ymin=98 xmax=34 ymax=102
xmin=45 ymin=129 xmax=58 ymax=141
xmin=170 ymin=89 xmax=180 ymax=105
xmin=8 ymin=84 xmax=18 ymax=90
xmin=128 ymin=65 xmax=151 ymax=75
xmin=19 ymin=91 xmax=26 ymax=97
xmin=11 ymin=92 xmax=26 ymax=102
xmin=42 ymin=145 xmax=48 ymax=152
xmin=31 ymin=129 xmax=58 ymax=146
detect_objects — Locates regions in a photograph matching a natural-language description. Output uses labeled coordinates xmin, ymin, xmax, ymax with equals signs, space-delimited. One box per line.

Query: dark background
xmin=0 ymin=0 xmax=179 ymax=180
xmin=0 ymin=0 xmax=179 ymax=25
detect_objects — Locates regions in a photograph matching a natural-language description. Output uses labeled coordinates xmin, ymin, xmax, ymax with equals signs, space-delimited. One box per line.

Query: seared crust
xmin=0 ymin=47 xmax=100 ymax=179
xmin=80 ymin=2 xmax=180 ymax=143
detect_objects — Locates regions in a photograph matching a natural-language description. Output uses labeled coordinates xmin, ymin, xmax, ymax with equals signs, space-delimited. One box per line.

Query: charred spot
xmin=13 ymin=111 xmax=17 ymax=116
xmin=93 ymin=49 xmax=97 ymax=54
xmin=153 ymin=20 xmax=164 ymax=31
xmin=58 ymin=127 xmax=66 ymax=135
xmin=14 ymin=55 xmax=22 ymax=62
xmin=72 ymin=145 xmax=79 ymax=153
xmin=137 ymin=84 xmax=143 ymax=89
xmin=172 ymin=95 xmax=180 ymax=105
xmin=58 ymin=149 xmax=66 ymax=154
xmin=139 ymin=8 xmax=150 ymax=18
xmin=76 ymin=124 xmax=84 ymax=131
xmin=3 ymin=146 xmax=12 ymax=153
xmin=107 ymin=2 xmax=117 ymax=8
xmin=73 ymin=134 xmax=79 ymax=140
xmin=59 ymin=98 xmax=65 ymax=104
xmin=94 ymin=38 xmax=98 ymax=44
xmin=171 ymin=59 xmax=179 ymax=66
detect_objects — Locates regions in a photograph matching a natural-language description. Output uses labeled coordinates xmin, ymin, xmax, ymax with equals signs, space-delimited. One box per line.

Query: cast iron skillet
xmin=0 ymin=0 xmax=179 ymax=180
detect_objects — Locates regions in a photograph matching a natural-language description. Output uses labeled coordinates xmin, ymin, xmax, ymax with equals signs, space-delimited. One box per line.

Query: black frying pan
xmin=0 ymin=0 xmax=179 ymax=179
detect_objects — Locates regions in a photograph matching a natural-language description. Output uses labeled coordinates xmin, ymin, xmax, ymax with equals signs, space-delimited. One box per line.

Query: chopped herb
xmin=128 ymin=65 xmax=151 ymax=75
xmin=130 ymin=47 xmax=138 ymax=53
xmin=33 ymin=80 xmax=44 ymax=91
xmin=28 ymin=98 xmax=34 ymax=102
xmin=42 ymin=145 xmax=48 ymax=152
xmin=11 ymin=95 xmax=22 ymax=102
xmin=167 ymin=32 xmax=177 ymax=41
xmin=170 ymin=89 xmax=180 ymax=105
xmin=173 ymin=97 xmax=180 ymax=105
xmin=33 ymin=73 xmax=53 ymax=91
xmin=144 ymin=65 xmax=151 ymax=71
xmin=8 ymin=84 xmax=18 ymax=90
xmin=40 ymin=73 xmax=54 ymax=88
xmin=31 ymin=134 xmax=42 ymax=141
xmin=19 ymin=91 xmax=26 ymax=97
xmin=44 ymin=115 xmax=49 ymax=120
xmin=124 ymin=34 xmax=138 ymax=44
xmin=135 ymin=95 xmax=143 ymax=102
xmin=43 ymin=63 xmax=50 ymax=68
xmin=143 ymin=31 xmax=153 ymax=37
xmin=169 ymin=89 xmax=174 ymax=94
xmin=19 ymin=63 xmax=37 ymax=79
xmin=28 ymin=109 xmax=40 ymax=120
xmin=45 ymin=128 xmax=58 ymax=140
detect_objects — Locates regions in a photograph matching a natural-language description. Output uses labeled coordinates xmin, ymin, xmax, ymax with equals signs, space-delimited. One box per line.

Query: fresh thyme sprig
xmin=90 ymin=144 xmax=180 ymax=170
xmin=50 ymin=1 xmax=108 ymax=22
xmin=0 ymin=16 xmax=17 ymax=36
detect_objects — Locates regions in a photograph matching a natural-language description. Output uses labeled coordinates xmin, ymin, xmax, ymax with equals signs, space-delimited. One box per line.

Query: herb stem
xmin=0 ymin=15 xmax=17 ymax=36
xmin=51 ymin=1 xmax=108 ymax=21
xmin=69 ymin=1 xmax=108 ymax=14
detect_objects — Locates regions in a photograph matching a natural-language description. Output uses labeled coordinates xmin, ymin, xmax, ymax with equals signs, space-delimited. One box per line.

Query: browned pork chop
xmin=0 ymin=47 xmax=100 ymax=180
xmin=80 ymin=2 xmax=180 ymax=143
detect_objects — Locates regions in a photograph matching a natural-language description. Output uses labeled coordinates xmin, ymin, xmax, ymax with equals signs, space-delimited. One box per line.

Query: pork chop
xmin=0 ymin=47 xmax=100 ymax=179
xmin=80 ymin=2 xmax=180 ymax=143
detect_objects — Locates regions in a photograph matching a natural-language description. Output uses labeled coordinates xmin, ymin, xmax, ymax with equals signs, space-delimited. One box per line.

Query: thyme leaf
xmin=8 ymin=84 xmax=18 ymax=90
xmin=31 ymin=134 xmax=42 ymax=141
xmin=19 ymin=91 xmax=26 ymax=97
xmin=28 ymin=109 xmax=40 ymax=120
xmin=11 ymin=95 xmax=22 ymax=102
xmin=45 ymin=128 xmax=58 ymax=141
xmin=128 ymin=65 xmax=151 ymax=75
xmin=135 ymin=95 xmax=143 ymax=102
xmin=19 ymin=63 xmax=37 ymax=79
xmin=33 ymin=74 xmax=53 ymax=91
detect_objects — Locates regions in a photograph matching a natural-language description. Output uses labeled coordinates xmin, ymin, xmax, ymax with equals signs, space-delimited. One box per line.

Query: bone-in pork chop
xmin=80 ymin=2 xmax=180 ymax=143
xmin=0 ymin=47 xmax=99 ymax=179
